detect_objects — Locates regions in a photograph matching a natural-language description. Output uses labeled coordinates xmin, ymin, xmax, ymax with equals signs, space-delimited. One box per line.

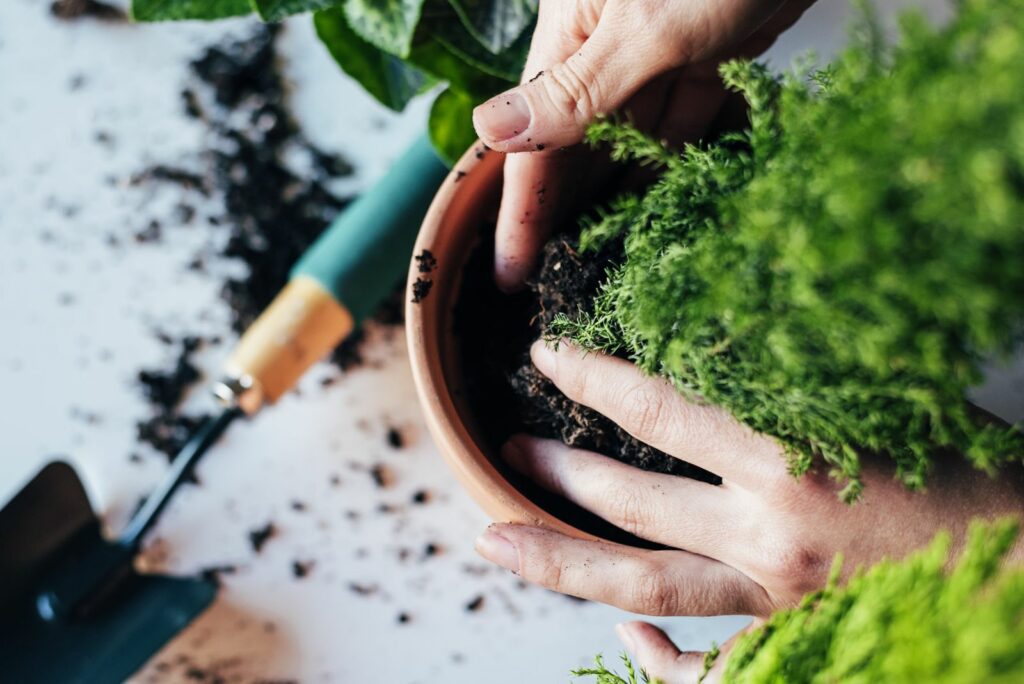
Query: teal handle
xmin=291 ymin=134 xmax=449 ymax=323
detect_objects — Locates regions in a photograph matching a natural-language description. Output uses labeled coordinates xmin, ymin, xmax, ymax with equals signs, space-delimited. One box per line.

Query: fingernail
xmin=615 ymin=623 xmax=638 ymax=653
xmin=530 ymin=339 xmax=556 ymax=377
xmin=475 ymin=527 xmax=520 ymax=573
xmin=473 ymin=91 xmax=531 ymax=143
xmin=501 ymin=439 xmax=526 ymax=472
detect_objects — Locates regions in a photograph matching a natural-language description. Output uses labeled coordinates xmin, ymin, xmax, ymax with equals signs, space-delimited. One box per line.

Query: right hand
xmin=472 ymin=0 xmax=816 ymax=291
xmin=475 ymin=342 xmax=1024 ymax=683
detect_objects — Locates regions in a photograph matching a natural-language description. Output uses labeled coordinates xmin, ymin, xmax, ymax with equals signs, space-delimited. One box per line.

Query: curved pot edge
xmin=405 ymin=142 xmax=598 ymax=541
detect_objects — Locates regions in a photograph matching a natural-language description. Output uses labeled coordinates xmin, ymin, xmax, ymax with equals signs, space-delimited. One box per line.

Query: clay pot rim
xmin=405 ymin=142 xmax=598 ymax=541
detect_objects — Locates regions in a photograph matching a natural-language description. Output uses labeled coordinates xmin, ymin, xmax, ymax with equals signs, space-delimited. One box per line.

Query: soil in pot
xmin=453 ymin=227 xmax=720 ymax=543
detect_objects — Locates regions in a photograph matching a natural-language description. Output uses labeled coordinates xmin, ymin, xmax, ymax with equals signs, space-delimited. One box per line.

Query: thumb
xmin=616 ymin=621 xmax=712 ymax=684
xmin=472 ymin=22 xmax=671 ymax=152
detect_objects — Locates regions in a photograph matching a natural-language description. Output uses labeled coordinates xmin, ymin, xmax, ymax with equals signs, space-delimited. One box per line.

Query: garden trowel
xmin=0 ymin=134 xmax=449 ymax=683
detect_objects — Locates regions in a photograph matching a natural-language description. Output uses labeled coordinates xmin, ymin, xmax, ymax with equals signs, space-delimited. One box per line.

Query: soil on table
xmin=455 ymin=230 xmax=719 ymax=542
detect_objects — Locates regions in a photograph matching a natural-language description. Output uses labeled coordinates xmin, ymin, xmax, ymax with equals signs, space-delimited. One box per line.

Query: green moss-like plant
xmin=575 ymin=521 xmax=1023 ymax=683
xmin=572 ymin=653 xmax=656 ymax=684
xmin=551 ymin=0 xmax=1024 ymax=499
xmin=720 ymin=519 xmax=1024 ymax=682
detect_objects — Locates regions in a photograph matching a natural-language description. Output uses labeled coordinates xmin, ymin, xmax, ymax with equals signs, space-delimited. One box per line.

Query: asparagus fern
xmin=552 ymin=0 xmax=1024 ymax=499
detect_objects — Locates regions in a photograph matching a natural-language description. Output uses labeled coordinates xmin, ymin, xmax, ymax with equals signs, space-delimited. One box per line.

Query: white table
xmin=1 ymin=1 xmax=1017 ymax=681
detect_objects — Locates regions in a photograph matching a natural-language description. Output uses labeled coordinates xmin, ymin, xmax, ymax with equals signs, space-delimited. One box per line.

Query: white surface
xmin=0 ymin=1 xmax=1019 ymax=683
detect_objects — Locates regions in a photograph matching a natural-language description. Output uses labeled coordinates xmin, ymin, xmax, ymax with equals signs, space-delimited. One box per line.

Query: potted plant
xmin=405 ymin=0 xmax=1024 ymax=541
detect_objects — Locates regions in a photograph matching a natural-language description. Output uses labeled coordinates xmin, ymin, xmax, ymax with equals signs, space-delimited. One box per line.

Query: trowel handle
xmin=218 ymin=134 xmax=450 ymax=411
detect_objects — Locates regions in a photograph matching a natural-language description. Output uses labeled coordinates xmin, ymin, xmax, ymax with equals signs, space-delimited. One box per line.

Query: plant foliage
xmin=551 ymin=0 xmax=1024 ymax=499
xmin=572 ymin=653 xmax=656 ymax=684
xmin=130 ymin=0 xmax=535 ymax=163
xmin=720 ymin=519 xmax=1024 ymax=682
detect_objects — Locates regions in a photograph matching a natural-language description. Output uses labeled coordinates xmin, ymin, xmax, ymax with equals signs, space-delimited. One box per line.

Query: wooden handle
xmin=223 ymin=276 xmax=353 ymax=407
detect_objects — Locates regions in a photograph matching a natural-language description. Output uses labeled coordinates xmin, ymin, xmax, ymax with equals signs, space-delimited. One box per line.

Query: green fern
xmin=551 ymin=0 xmax=1024 ymax=499
xmin=572 ymin=653 xmax=656 ymax=684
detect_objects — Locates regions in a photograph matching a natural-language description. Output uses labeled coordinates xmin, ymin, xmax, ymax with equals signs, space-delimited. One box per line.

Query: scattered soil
xmin=455 ymin=232 xmax=719 ymax=542
xmin=134 ymin=335 xmax=210 ymax=483
xmin=248 ymin=522 xmax=276 ymax=554
xmin=411 ymin=489 xmax=430 ymax=504
xmin=348 ymin=582 xmax=378 ymax=597
xmin=411 ymin=277 xmax=433 ymax=304
xmin=290 ymin=560 xmax=313 ymax=579
xmin=138 ymin=336 xmax=203 ymax=409
xmin=386 ymin=427 xmax=404 ymax=449
xmin=131 ymin=25 xmax=402 ymax=375
xmin=464 ymin=595 xmax=485 ymax=613
xmin=369 ymin=463 xmax=392 ymax=488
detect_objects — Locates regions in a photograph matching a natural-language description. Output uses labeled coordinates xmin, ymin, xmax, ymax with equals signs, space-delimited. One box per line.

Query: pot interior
xmin=421 ymin=152 xmax=659 ymax=546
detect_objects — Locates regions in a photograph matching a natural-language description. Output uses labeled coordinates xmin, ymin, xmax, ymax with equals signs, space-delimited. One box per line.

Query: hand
xmin=472 ymin=0 xmax=816 ymax=291
xmin=474 ymin=341 xmax=1024 ymax=683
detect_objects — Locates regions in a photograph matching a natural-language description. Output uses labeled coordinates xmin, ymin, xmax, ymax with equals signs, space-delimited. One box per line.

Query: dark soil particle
xmin=386 ymin=427 xmax=404 ymax=448
xmin=248 ymin=522 xmax=276 ymax=553
xmin=411 ymin=489 xmax=430 ymax=504
xmin=464 ymin=595 xmax=485 ymax=612
xmin=414 ymin=249 xmax=437 ymax=273
xmin=129 ymin=166 xmax=209 ymax=196
xmin=348 ymin=582 xmax=378 ymax=596
xmin=455 ymin=232 xmax=720 ymax=542
xmin=289 ymin=500 xmax=307 ymax=512
xmin=369 ymin=463 xmax=392 ymax=488
xmin=396 ymin=612 xmax=411 ymax=624
xmin=132 ymin=26 xmax=403 ymax=374
xmin=424 ymin=542 xmax=441 ymax=557
xmin=138 ymin=336 xmax=202 ymax=409
xmin=136 ymin=413 xmax=210 ymax=467
xmin=411 ymin=277 xmax=433 ymax=303
xmin=291 ymin=560 xmax=313 ymax=579
xmin=134 ymin=335 xmax=210 ymax=482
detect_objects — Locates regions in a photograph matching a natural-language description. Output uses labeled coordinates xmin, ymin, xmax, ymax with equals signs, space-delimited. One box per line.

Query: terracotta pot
xmin=406 ymin=143 xmax=598 ymax=541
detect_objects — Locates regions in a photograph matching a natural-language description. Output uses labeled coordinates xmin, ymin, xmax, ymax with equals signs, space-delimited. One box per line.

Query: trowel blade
xmin=0 ymin=462 xmax=216 ymax=683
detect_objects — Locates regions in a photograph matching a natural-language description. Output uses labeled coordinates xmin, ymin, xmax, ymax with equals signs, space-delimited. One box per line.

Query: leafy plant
xmin=551 ymin=0 xmax=1024 ymax=499
xmin=577 ymin=521 xmax=1024 ymax=683
xmin=572 ymin=653 xmax=657 ymax=684
xmin=130 ymin=0 xmax=536 ymax=163
xmin=720 ymin=519 xmax=1024 ymax=682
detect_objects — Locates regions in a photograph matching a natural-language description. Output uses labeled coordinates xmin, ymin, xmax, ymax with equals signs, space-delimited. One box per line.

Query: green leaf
xmin=343 ymin=0 xmax=425 ymax=57
xmin=428 ymin=88 xmax=476 ymax=165
xmin=408 ymin=37 xmax=507 ymax=99
xmin=447 ymin=0 xmax=536 ymax=54
xmin=422 ymin=4 xmax=531 ymax=82
xmin=131 ymin=0 xmax=252 ymax=21
xmin=251 ymin=0 xmax=341 ymax=21
xmin=314 ymin=7 xmax=428 ymax=111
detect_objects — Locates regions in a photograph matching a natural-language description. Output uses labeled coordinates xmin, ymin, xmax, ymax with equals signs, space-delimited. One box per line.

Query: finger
xmin=502 ymin=435 xmax=739 ymax=560
xmin=489 ymin=0 xmax=606 ymax=291
xmin=493 ymin=145 xmax=602 ymax=291
xmin=472 ymin=12 xmax=680 ymax=152
xmin=492 ymin=56 xmax=674 ymax=291
xmin=531 ymin=340 xmax=786 ymax=486
xmin=617 ymin=622 xmax=708 ymax=684
xmin=475 ymin=523 xmax=770 ymax=616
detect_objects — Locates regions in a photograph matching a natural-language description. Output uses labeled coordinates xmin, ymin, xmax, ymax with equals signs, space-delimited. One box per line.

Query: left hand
xmin=475 ymin=341 xmax=1024 ymax=683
